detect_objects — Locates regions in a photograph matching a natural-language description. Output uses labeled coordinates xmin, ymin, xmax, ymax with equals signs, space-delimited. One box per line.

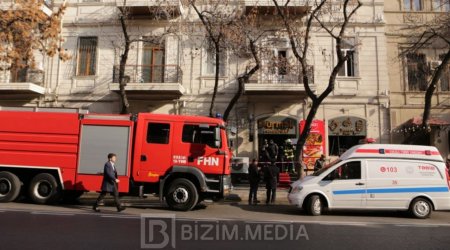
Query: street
xmin=1 ymin=192 xmax=450 ymax=250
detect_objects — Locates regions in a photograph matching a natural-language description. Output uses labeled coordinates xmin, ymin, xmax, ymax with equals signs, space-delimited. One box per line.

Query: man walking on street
xmin=248 ymin=159 xmax=260 ymax=205
xmin=264 ymin=161 xmax=279 ymax=205
xmin=93 ymin=153 xmax=126 ymax=212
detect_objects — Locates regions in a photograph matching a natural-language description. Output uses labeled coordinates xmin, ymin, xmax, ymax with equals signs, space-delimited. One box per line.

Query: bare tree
xmin=0 ymin=0 xmax=69 ymax=74
xmin=189 ymin=0 xmax=239 ymax=117
xmin=400 ymin=10 xmax=450 ymax=144
xmin=222 ymin=6 xmax=266 ymax=121
xmin=272 ymin=0 xmax=362 ymax=168
xmin=115 ymin=1 xmax=177 ymax=114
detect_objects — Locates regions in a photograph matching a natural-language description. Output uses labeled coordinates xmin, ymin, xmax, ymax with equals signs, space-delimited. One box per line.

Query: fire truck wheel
xmin=409 ymin=198 xmax=432 ymax=219
xmin=306 ymin=195 xmax=322 ymax=216
xmin=166 ymin=178 xmax=199 ymax=211
xmin=0 ymin=171 xmax=21 ymax=202
xmin=29 ymin=173 xmax=61 ymax=204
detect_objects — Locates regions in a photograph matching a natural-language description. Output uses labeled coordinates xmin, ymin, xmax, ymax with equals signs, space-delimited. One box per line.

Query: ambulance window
xmin=325 ymin=161 xmax=361 ymax=180
xmin=182 ymin=124 xmax=220 ymax=148
xmin=147 ymin=123 xmax=170 ymax=144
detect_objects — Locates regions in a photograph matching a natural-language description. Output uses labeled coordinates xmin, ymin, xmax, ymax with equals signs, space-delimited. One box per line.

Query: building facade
xmin=385 ymin=0 xmax=450 ymax=158
xmin=0 ymin=0 xmax=392 ymax=166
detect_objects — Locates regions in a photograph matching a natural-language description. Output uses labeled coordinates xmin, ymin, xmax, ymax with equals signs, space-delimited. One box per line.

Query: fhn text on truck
xmin=0 ymin=108 xmax=232 ymax=211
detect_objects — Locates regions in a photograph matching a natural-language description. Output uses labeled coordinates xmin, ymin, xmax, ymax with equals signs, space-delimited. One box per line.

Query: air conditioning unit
xmin=429 ymin=60 xmax=442 ymax=71
xmin=230 ymin=157 xmax=249 ymax=174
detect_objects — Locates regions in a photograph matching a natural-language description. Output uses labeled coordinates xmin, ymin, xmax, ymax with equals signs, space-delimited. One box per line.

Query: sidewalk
xmin=80 ymin=185 xmax=291 ymax=205
xmin=225 ymin=184 xmax=290 ymax=205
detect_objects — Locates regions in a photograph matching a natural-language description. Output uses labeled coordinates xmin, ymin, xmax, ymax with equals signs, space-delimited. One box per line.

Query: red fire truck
xmin=0 ymin=107 xmax=231 ymax=211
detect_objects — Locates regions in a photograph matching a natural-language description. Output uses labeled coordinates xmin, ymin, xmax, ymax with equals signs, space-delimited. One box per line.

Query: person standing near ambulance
xmin=314 ymin=154 xmax=326 ymax=172
xmin=264 ymin=161 xmax=279 ymax=205
xmin=248 ymin=159 xmax=260 ymax=205
xmin=93 ymin=153 xmax=126 ymax=212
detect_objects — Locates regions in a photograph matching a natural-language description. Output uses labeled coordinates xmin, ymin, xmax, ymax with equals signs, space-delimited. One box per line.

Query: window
xmin=338 ymin=38 xmax=357 ymax=77
xmin=147 ymin=123 xmax=170 ymax=144
xmin=205 ymin=49 xmax=227 ymax=77
xmin=77 ymin=37 xmax=98 ymax=76
xmin=439 ymin=54 xmax=450 ymax=91
xmin=406 ymin=53 xmax=429 ymax=91
xmin=182 ymin=125 xmax=220 ymax=148
xmin=338 ymin=50 xmax=355 ymax=77
xmin=433 ymin=0 xmax=450 ymax=11
xmin=271 ymin=49 xmax=288 ymax=76
xmin=142 ymin=42 xmax=165 ymax=83
xmin=404 ymin=0 xmax=423 ymax=11
xmin=324 ymin=161 xmax=361 ymax=180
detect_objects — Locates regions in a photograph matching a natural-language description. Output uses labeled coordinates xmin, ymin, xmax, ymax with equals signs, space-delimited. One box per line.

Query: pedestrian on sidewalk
xmin=314 ymin=154 xmax=326 ymax=172
xmin=248 ymin=159 xmax=260 ymax=205
xmin=264 ymin=161 xmax=279 ymax=205
xmin=93 ymin=153 xmax=126 ymax=212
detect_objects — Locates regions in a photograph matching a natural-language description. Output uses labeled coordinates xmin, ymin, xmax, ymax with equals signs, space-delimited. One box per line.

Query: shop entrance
xmin=257 ymin=116 xmax=298 ymax=171
xmin=328 ymin=116 xmax=367 ymax=156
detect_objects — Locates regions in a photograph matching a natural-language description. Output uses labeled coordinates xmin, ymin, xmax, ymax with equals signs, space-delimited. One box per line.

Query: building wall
xmin=385 ymin=0 xmax=450 ymax=157
xmin=0 ymin=0 xmax=392 ymax=159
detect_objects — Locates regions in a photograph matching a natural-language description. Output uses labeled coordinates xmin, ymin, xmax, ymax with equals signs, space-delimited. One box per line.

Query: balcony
xmin=0 ymin=0 xmax=53 ymax=15
xmin=110 ymin=64 xmax=184 ymax=97
xmin=0 ymin=69 xmax=45 ymax=98
xmin=242 ymin=0 xmax=309 ymax=16
xmin=116 ymin=0 xmax=183 ymax=19
xmin=245 ymin=65 xmax=314 ymax=95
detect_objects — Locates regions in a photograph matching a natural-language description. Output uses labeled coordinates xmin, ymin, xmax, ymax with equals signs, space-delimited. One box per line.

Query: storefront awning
xmin=404 ymin=116 xmax=450 ymax=127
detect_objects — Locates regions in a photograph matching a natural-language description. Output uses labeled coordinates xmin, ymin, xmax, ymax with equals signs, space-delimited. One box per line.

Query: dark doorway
xmin=328 ymin=135 xmax=365 ymax=156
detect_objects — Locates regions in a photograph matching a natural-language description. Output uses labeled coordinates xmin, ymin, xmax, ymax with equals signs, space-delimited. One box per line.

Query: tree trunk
xmin=118 ymin=13 xmax=131 ymax=114
xmin=404 ymin=49 xmax=450 ymax=144
xmin=209 ymin=45 xmax=220 ymax=117
xmin=422 ymin=50 xmax=450 ymax=132
xmin=223 ymin=77 xmax=244 ymax=122
xmin=118 ymin=42 xmax=130 ymax=114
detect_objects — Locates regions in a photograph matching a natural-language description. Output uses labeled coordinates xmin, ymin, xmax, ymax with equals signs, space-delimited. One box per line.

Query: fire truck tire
xmin=0 ymin=171 xmax=21 ymax=202
xmin=165 ymin=178 xmax=199 ymax=211
xmin=29 ymin=173 xmax=61 ymax=204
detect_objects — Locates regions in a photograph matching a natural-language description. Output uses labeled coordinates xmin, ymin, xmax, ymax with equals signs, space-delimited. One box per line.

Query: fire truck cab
xmin=0 ymin=107 xmax=231 ymax=211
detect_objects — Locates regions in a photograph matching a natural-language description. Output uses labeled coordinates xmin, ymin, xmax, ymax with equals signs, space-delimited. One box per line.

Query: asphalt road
xmin=0 ymin=209 xmax=449 ymax=250
xmin=1 ymin=199 xmax=450 ymax=250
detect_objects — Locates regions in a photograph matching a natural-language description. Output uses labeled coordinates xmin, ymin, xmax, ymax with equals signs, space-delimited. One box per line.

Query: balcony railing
xmin=115 ymin=0 xmax=183 ymax=19
xmin=248 ymin=65 xmax=314 ymax=85
xmin=0 ymin=68 xmax=44 ymax=85
xmin=112 ymin=64 xmax=181 ymax=84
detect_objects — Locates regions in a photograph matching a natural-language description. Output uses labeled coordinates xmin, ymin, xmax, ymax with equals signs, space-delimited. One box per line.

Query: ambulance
xmin=288 ymin=144 xmax=450 ymax=218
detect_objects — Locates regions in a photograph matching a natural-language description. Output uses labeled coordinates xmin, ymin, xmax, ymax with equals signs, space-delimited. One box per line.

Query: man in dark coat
xmin=264 ymin=161 xmax=279 ymax=205
xmin=93 ymin=153 xmax=125 ymax=212
xmin=248 ymin=159 xmax=260 ymax=205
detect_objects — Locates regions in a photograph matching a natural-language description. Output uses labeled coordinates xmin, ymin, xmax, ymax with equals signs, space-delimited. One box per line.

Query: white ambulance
xmin=288 ymin=144 xmax=450 ymax=218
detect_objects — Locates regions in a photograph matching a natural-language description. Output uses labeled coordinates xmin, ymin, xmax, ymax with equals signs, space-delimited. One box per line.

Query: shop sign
xmin=257 ymin=116 xmax=297 ymax=135
xmin=300 ymin=120 xmax=326 ymax=171
xmin=328 ymin=116 xmax=366 ymax=136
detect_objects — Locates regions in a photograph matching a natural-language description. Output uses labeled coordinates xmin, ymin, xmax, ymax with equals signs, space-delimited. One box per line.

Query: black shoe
xmin=93 ymin=206 xmax=100 ymax=212
xmin=117 ymin=206 xmax=126 ymax=212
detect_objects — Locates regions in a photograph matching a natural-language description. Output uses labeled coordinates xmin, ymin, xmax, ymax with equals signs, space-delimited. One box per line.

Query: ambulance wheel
xmin=0 ymin=171 xmax=21 ymax=202
xmin=166 ymin=178 xmax=199 ymax=211
xmin=306 ymin=195 xmax=322 ymax=216
xmin=29 ymin=173 xmax=61 ymax=204
xmin=409 ymin=198 xmax=432 ymax=219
